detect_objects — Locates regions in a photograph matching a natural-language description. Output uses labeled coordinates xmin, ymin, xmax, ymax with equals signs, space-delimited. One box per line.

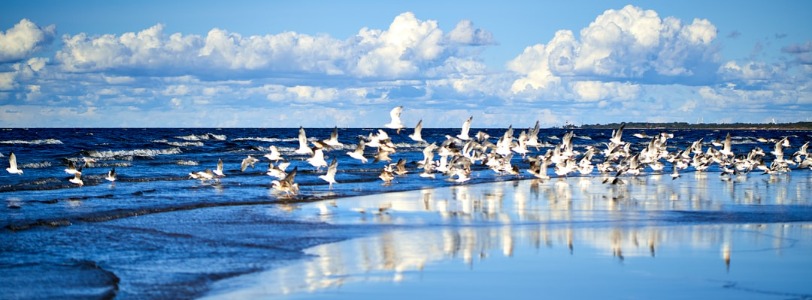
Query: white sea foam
xmin=176 ymin=160 xmax=199 ymax=166
xmin=87 ymin=148 xmax=182 ymax=159
xmin=233 ymin=137 xmax=298 ymax=143
xmin=153 ymin=139 xmax=205 ymax=147
xmin=0 ymin=139 xmax=63 ymax=145
xmin=176 ymin=133 xmax=227 ymax=141
xmin=20 ymin=161 xmax=52 ymax=169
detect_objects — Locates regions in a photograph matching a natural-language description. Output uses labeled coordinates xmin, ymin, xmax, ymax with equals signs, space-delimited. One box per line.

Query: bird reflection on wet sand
xmin=202 ymin=173 xmax=812 ymax=299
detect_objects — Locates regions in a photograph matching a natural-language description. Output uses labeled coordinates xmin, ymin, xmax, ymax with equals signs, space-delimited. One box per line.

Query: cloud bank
xmin=0 ymin=6 xmax=809 ymax=127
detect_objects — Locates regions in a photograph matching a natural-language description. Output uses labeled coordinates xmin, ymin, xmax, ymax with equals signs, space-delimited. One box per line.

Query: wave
xmin=20 ymin=161 xmax=52 ymax=169
xmin=175 ymin=133 xmax=226 ymax=141
xmin=233 ymin=137 xmax=298 ymax=143
xmin=86 ymin=148 xmax=182 ymax=159
xmin=153 ymin=139 xmax=205 ymax=147
xmin=176 ymin=160 xmax=199 ymax=166
xmin=0 ymin=139 xmax=63 ymax=145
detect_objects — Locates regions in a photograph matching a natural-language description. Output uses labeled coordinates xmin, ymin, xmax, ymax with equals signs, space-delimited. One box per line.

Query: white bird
xmin=241 ymin=155 xmax=259 ymax=172
xmin=318 ymin=158 xmax=338 ymax=188
xmin=69 ymin=172 xmax=84 ymax=186
xmin=295 ymin=127 xmax=314 ymax=155
xmin=266 ymin=161 xmax=290 ymax=179
xmin=105 ymin=168 xmax=117 ymax=182
xmin=264 ymin=146 xmax=283 ymax=161
xmin=409 ymin=119 xmax=425 ymax=143
xmin=64 ymin=160 xmax=80 ymax=175
xmin=719 ymin=133 xmax=734 ymax=157
xmin=271 ymin=167 xmax=299 ymax=195
xmin=347 ymin=140 xmax=368 ymax=163
xmin=189 ymin=169 xmax=215 ymax=181
xmin=323 ymin=127 xmax=344 ymax=148
xmin=457 ymin=116 xmax=473 ymax=141
xmin=610 ymin=123 xmax=625 ymax=145
xmin=307 ymin=148 xmax=328 ymax=170
xmin=6 ymin=152 xmax=23 ymax=175
xmin=213 ymin=159 xmax=226 ymax=177
xmin=384 ymin=106 xmax=405 ymax=133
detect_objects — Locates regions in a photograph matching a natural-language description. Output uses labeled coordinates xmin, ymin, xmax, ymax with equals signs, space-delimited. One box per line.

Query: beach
xmin=5 ymin=170 xmax=810 ymax=299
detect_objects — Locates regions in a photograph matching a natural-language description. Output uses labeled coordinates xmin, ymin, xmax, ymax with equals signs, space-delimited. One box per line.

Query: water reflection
xmin=205 ymin=172 xmax=812 ymax=299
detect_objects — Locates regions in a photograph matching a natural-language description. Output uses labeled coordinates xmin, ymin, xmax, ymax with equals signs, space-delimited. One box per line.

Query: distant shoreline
xmin=570 ymin=122 xmax=812 ymax=130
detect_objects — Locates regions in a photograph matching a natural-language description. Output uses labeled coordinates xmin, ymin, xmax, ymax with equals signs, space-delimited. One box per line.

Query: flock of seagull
xmin=4 ymin=106 xmax=812 ymax=196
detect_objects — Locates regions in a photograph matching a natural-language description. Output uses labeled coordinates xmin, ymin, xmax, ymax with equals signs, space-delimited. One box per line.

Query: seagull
xmin=105 ymin=168 xmax=117 ymax=182
xmin=295 ymin=127 xmax=314 ymax=155
xmin=323 ymin=127 xmax=344 ymax=148
xmin=347 ymin=140 xmax=368 ymax=163
xmin=307 ymin=148 xmax=328 ymax=170
xmin=457 ymin=116 xmax=473 ymax=141
xmin=213 ymin=159 xmax=226 ymax=177
xmin=189 ymin=169 xmax=215 ymax=181
xmin=408 ymin=119 xmax=425 ymax=143
xmin=384 ymin=106 xmax=405 ymax=133
xmin=264 ymin=146 xmax=283 ymax=161
xmin=670 ymin=163 xmax=681 ymax=180
xmin=379 ymin=164 xmax=395 ymax=184
xmin=69 ymin=172 xmax=84 ymax=186
xmin=65 ymin=160 xmax=80 ymax=175
xmin=271 ymin=167 xmax=299 ymax=195
xmin=394 ymin=158 xmax=408 ymax=175
xmin=241 ymin=155 xmax=259 ymax=172
xmin=6 ymin=152 xmax=23 ymax=175
xmin=266 ymin=161 xmax=290 ymax=179
xmin=318 ymin=158 xmax=338 ymax=189
xmin=610 ymin=123 xmax=625 ymax=145
xmin=719 ymin=133 xmax=734 ymax=157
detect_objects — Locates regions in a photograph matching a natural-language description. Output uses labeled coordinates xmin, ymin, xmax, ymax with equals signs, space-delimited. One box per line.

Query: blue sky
xmin=1 ymin=0 xmax=810 ymax=127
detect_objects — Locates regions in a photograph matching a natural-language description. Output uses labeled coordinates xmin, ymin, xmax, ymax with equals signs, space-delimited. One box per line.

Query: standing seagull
xmin=295 ymin=127 xmax=314 ymax=155
xmin=457 ymin=116 xmax=473 ymax=141
xmin=409 ymin=119 xmax=425 ymax=143
xmin=105 ymin=168 xmax=117 ymax=182
xmin=319 ymin=158 xmax=338 ymax=189
xmin=6 ymin=152 xmax=23 ymax=174
xmin=384 ymin=106 xmax=405 ymax=133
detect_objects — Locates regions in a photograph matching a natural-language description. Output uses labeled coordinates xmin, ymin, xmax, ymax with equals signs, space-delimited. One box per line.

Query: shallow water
xmin=201 ymin=175 xmax=812 ymax=299
xmin=2 ymin=127 xmax=811 ymax=299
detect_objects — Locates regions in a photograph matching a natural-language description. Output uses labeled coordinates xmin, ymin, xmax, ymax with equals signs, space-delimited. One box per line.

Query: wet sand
xmin=3 ymin=171 xmax=812 ymax=299
xmin=202 ymin=172 xmax=812 ymax=299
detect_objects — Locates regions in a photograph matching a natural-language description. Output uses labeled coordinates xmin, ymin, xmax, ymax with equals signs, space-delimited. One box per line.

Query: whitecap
xmin=175 ymin=133 xmax=227 ymax=141
xmin=20 ymin=161 xmax=52 ymax=169
xmin=86 ymin=148 xmax=182 ymax=159
xmin=176 ymin=160 xmax=199 ymax=166
xmin=0 ymin=139 xmax=63 ymax=145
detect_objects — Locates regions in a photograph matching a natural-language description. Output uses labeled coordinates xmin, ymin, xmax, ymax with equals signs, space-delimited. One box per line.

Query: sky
xmin=1 ymin=0 xmax=811 ymax=128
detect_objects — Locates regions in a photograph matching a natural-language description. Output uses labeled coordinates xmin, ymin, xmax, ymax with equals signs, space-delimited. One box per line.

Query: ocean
xmin=1 ymin=127 xmax=811 ymax=299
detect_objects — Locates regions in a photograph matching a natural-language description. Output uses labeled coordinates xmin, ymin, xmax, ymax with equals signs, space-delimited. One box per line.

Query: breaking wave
xmin=0 ymin=139 xmax=63 ymax=145
xmin=175 ymin=133 xmax=227 ymax=141
xmin=86 ymin=148 xmax=182 ymax=159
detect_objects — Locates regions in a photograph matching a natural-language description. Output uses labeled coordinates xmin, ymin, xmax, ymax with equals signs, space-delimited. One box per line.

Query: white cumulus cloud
xmin=0 ymin=19 xmax=55 ymax=63
xmin=509 ymin=4 xmax=720 ymax=97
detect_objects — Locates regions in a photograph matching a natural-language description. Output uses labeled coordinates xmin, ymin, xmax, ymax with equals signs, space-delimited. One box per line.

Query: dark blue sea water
xmin=2 ymin=127 xmax=811 ymax=299
xmin=2 ymin=127 xmax=809 ymax=230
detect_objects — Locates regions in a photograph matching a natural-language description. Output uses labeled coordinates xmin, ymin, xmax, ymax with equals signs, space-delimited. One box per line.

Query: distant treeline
xmin=574 ymin=122 xmax=812 ymax=130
